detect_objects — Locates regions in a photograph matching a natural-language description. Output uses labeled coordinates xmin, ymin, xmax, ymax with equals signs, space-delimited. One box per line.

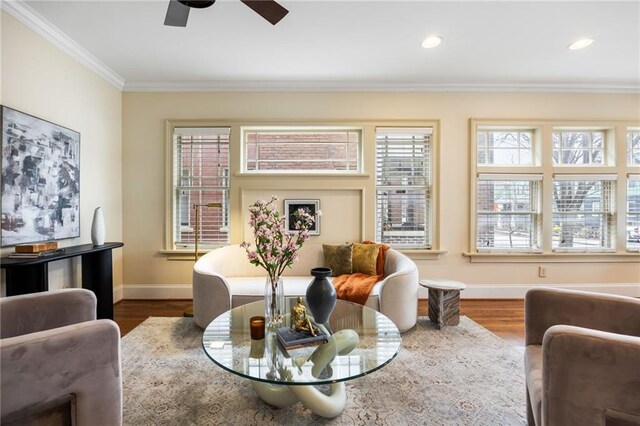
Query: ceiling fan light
xmin=178 ymin=1 xmax=215 ymax=8
xmin=421 ymin=36 xmax=443 ymax=49
xmin=568 ymin=38 xmax=594 ymax=50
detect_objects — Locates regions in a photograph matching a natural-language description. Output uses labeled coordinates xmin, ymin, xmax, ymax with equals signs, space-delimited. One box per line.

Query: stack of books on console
xmin=9 ymin=242 xmax=64 ymax=259
xmin=276 ymin=327 xmax=328 ymax=350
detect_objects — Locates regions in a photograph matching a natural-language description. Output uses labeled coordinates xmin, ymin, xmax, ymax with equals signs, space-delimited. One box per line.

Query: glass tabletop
xmin=202 ymin=300 xmax=402 ymax=386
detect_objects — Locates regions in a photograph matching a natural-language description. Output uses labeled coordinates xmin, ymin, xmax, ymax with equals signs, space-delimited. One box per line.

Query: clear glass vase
xmin=264 ymin=331 xmax=285 ymax=380
xmin=264 ymin=275 xmax=285 ymax=328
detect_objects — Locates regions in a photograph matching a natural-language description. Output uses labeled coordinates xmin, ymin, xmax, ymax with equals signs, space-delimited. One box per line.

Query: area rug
xmin=121 ymin=317 xmax=526 ymax=425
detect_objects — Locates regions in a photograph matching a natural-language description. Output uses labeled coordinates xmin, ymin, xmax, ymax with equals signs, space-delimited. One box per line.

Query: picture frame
xmin=284 ymin=199 xmax=320 ymax=236
xmin=1 ymin=106 xmax=81 ymax=247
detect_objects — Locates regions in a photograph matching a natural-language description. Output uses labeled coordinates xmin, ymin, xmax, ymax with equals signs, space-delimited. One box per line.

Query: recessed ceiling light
xmin=568 ymin=38 xmax=594 ymax=50
xmin=421 ymin=36 xmax=443 ymax=49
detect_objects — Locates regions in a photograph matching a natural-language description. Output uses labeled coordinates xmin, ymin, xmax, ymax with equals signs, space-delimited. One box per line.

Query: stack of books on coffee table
xmin=275 ymin=327 xmax=328 ymax=350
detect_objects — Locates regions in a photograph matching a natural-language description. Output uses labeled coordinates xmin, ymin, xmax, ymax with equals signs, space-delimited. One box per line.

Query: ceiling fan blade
xmin=164 ymin=0 xmax=191 ymax=27
xmin=240 ymin=0 xmax=289 ymax=25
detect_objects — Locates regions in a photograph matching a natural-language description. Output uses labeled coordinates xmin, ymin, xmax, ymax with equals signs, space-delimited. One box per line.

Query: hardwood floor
xmin=114 ymin=299 xmax=193 ymax=336
xmin=114 ymin=299 xmax=525 ymax=345
xmin=460 ymin=299 xmax=524 ymax=346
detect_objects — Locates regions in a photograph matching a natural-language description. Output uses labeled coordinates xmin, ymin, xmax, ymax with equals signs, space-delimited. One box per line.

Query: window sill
xmin=161 ymin=248 xmax=447 ymax=261
xmin=399 ymin=249 xmax=447 ymax=260
xmin=158 ymin=249 xmax=218 ymax=261
xmin=462 ymin=252 xmax=640 ymax=263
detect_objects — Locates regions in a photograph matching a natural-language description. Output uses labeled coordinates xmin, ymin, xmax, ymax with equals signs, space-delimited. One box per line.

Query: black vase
xmin=306 ymin=267 xmax=336 ymax=325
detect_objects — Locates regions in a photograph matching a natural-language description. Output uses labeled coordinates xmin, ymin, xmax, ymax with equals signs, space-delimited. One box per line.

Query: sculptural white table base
xmin=250 ymin=328 xmax=357 ymax=418
xmin=251 ymin=381 xmax=346 ymax=418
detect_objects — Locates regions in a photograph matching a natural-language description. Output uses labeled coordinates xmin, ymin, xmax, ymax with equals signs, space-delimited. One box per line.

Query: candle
xmin=250 ymin=316 xmax=265 ymax=340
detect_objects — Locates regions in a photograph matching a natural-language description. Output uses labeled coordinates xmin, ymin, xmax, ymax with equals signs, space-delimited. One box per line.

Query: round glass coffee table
xmin=202 ymin=299 xmax=402 ymax=418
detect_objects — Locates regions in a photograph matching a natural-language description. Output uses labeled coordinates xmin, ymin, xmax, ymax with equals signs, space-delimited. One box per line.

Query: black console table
xmin=1 ymin=242 xmax=124 ymax=320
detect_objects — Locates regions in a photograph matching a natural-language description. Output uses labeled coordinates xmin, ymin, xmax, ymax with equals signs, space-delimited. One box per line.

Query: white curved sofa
xmin=193 ymin=244 xmax=419 ymax=332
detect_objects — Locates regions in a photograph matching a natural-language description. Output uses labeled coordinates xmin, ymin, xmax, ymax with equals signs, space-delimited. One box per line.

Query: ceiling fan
xmin=164 ymin=0 xmax=289 ymax=27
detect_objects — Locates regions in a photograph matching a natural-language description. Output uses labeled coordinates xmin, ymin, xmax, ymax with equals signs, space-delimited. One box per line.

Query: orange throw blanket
xmin=333 ymin=242 xmax=390 ymax=305
xmin=333 ymin=273 xmax=381 ymax=305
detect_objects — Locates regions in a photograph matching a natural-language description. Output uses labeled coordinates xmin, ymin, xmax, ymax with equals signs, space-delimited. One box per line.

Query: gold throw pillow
xmin=322 ymin=244 xmax=353 ymax=276
xmin=352 ymin=243 xmax=379 ymax=276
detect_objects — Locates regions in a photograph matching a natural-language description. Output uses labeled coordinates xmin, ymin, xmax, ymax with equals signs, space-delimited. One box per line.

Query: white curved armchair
xmin=192 ymin=244 xmax=418 ymax=332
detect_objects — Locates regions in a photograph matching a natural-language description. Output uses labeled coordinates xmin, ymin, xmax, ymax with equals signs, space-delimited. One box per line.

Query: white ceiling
xmin=12 ymin=0 xmax=640 ymax=92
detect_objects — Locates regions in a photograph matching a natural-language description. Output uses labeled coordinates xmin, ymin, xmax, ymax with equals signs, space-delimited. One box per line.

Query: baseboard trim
xmin=123 ymin=283 xmax=639 ymax=300
xmin=124 ymin=285 xmax=192 ymax=300
xmin=114 ymin=285 xmax=124 ymax=303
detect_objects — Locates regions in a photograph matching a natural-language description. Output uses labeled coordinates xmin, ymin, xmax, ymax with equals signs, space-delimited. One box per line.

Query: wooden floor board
xmin=115 ymin=299 xmax=525 ymax=345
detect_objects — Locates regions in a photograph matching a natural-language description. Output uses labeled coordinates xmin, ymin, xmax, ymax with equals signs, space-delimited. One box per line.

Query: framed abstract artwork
xmin=284 ymin=199 xmax=320 ymax=236
xmin=1 ymin=106 xmax=80 ymax=246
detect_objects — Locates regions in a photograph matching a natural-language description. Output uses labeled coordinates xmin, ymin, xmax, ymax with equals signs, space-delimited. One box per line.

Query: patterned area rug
xmin=122 ymin=317 xmax=526 ymax=425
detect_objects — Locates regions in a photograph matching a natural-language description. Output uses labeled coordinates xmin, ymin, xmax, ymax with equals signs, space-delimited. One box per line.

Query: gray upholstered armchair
xmin=0 ymin=289 xmax=122 ymax=426
xmin=524 ymin=287 xmax=640 ymax=426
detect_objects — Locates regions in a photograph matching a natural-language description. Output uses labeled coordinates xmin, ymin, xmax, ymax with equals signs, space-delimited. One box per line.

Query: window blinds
xmin=476 ymin=175 xmax=541 ymax=252
xmin=243 ymin=127 xmax=361 ymax=173
xmin=173 ymin=127 xmax=230 ymax=248
xmin=552 ymin=176 xmax=616 ymax=251
xmin=375 ymin=127 xmax=432 ymax=248
xmin=627 ymin=175 xmax=640 ymax=251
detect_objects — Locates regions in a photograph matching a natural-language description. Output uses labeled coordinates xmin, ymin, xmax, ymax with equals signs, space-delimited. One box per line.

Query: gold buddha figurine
xmin=290 ymin=297 xmax=318 ymax=336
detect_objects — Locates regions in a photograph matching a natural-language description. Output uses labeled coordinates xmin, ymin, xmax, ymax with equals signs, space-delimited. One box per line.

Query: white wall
xmin=123 ymin=91 xmax=640 ymax=299
xmin=0 ymin=13 xmax=123 ymax=297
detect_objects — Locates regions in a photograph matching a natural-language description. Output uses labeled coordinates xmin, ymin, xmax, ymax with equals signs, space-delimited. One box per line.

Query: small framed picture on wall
xmin=284 ymin=199 xmax=320 ymax=236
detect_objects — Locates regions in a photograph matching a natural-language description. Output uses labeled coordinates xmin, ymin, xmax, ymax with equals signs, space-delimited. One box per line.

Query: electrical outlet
xmin=538 ymin=266 xmax=547 ymax=278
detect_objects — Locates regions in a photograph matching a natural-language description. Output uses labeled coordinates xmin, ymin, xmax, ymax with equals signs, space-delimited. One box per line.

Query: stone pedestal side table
xmin=419 ymin=279 xmax=466 ymax=329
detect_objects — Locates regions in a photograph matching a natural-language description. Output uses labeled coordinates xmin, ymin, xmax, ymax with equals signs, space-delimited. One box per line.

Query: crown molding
xmin=3 ymin=0 xmax=637 ymax=95
xmin=1 ymin=0 xmax=125 ymax=90
xmin=123 ymin=80 xmax=640 ymax=94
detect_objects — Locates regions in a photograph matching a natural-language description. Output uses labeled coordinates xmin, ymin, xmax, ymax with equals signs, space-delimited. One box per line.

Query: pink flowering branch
xmin=241 ymin=196 xmax=318 ymax=290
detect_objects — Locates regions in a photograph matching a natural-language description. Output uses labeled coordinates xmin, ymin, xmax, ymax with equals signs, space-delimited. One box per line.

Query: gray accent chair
xmin=524 ymin=287 xmax=640 ymax=426
xmin=0 ymin=289 xmax=122 ymax=426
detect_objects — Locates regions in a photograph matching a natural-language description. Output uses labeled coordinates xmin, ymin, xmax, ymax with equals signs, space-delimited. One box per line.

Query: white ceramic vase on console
xmin=91 ymin=207 xmax=105 ymax=246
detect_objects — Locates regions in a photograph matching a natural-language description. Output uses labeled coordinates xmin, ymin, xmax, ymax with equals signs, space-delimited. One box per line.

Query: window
xmin=375 ymin=127 xmax=432 ymax=249
xmin=476 ymin=175 xmax=541 ymax=252
xmin=552 ymin=176 xmax=616 ymax=251
xmin=471 ymin=121 xmax=638 ymax=257
xmin=242 ymin=127 xmax=361 ymax=173
xmin=628 ymin=175 xmax=640 ymax=251
xmin=173 ymin=127 xmax=230 ymax=249
xmin=477 ymin=130 xmax=533 ymax=165
xmin=628 ymin=129 xmax=640 ymax=166
xmin=553 ymin=130 xmax=604 ymax=165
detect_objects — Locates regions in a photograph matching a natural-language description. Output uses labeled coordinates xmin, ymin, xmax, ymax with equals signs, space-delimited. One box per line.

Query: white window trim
xmin=468 ymin=119 xmax=640 ymax=262
xmin=375 ymin=126 xmax=433 ymax=249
